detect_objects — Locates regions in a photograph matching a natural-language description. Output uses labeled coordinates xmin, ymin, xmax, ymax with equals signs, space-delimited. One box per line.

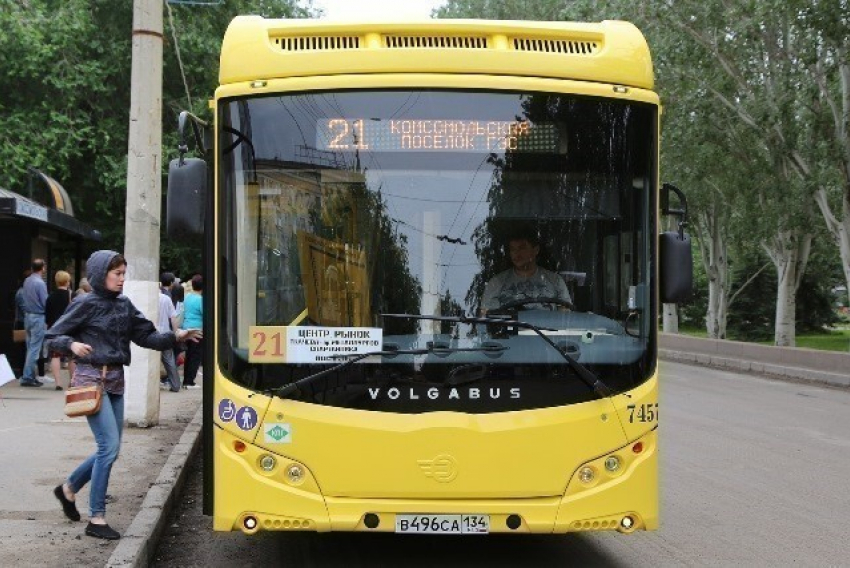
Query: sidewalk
xmin=0 ymin=372 xmax=202 ymax=568
xmin=659 ymin=332 xmax=850 ymax=388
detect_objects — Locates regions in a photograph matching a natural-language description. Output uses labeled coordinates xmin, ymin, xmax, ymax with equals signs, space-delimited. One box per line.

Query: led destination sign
xmin=316 ymin=119 xmax=559 ymax=153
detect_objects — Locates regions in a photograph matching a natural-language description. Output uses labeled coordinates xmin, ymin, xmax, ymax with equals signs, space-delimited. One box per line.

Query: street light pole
xmin=123 ymin=0 xmax=164 ymax=427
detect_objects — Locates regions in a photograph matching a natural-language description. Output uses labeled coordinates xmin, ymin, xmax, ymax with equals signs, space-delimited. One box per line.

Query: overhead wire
xmin=164 ymin=0 xmax=192 ymax=110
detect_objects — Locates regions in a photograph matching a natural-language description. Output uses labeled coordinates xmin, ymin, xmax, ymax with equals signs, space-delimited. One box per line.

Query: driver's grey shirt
xmin=482 ymin=266 xmax=571 ymax=311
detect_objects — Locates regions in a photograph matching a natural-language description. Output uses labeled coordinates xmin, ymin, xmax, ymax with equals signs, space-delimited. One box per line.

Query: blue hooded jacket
xmin=45 ymin=250 xmax=176 ymax=366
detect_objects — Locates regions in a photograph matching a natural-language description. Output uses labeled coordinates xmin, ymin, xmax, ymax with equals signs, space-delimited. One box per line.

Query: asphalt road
xmin=153 ymin=361 xmax=850 ymax=566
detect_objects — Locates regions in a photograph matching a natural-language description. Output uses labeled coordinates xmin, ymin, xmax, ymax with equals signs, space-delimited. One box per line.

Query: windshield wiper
xmin=382 ymin=313 xmax=612 ymax=399
xmin=270 ymin=343 xmax=508 ymax=400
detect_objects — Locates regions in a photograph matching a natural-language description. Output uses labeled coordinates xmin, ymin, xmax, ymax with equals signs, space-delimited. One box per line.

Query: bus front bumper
xmin=213 ymin=428 xmax=658 ymax=535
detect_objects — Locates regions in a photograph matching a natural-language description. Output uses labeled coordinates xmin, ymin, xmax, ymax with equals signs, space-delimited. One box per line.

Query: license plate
xmin=395 ymin=514 xmax=490 ymax=534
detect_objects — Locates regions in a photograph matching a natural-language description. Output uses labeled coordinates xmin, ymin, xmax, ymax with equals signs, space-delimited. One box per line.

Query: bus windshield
xmin=219 ymin=89 xmax=656 ymax=413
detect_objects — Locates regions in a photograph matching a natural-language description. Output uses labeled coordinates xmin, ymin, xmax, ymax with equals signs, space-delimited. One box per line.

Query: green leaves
xmin=0 ymin=0 xmax=313 ymax=272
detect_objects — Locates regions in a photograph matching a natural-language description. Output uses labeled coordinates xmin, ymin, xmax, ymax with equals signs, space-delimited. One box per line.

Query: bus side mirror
xmin=167 ymin=157 xmax=207 ymax=237
xmin=166 ymin=111 xmax=209 ymax=238
xmin=660 ymin=232 xmax=693 ymax=303
xmin=660 ymin=183 xmax=693 ymax=303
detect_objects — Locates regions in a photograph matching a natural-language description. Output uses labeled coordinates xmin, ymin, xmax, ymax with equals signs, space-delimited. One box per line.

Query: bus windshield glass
xmin=219 ymin=90 xmax=656 ymax=413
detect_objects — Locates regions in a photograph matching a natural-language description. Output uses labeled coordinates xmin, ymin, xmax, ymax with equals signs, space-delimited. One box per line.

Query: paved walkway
xmin=0 ymin=371 xmax=202 ymax=568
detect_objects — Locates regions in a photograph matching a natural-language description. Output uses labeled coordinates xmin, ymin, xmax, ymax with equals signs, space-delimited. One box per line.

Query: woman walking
xmin=46 ymin=251 xmax=201 ymax=539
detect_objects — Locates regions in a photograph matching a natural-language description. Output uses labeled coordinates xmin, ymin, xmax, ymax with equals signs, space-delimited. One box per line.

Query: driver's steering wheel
xmin=495 ymin=296 xmax=574 ymax=312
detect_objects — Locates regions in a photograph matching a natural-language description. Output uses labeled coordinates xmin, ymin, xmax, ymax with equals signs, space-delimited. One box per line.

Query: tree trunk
xmin=763 ymin=230 xmax=812 ymax=347
xmin=696 ymin=208 xmax=729 ymax=339
xmin=774 ymin=267 xmax=796 ymax=347
xmin=814 ymin=187 xmax=850 ymax=310
xmin=710 ymin=283 xmax=728 ymax=339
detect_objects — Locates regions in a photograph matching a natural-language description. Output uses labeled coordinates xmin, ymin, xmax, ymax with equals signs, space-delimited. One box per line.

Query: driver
xmin=481 ymin=232 xmax=571 ymax=314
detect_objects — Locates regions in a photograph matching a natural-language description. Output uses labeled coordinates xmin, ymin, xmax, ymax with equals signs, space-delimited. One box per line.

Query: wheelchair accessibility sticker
xmin=218 ymin=399 xmax=236 ymax=422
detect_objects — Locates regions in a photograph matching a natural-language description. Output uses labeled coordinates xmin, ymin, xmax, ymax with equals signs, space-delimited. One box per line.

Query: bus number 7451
xmin=627 ymin=403 xmax=659 ymax=423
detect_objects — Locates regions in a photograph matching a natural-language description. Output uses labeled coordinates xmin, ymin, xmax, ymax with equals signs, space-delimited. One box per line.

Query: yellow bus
xmin=167 ymin=16 xmax=692 ymax=535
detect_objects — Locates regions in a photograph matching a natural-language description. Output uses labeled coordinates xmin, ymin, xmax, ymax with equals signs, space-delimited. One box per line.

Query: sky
xmin=311 ymin=0 xmax=447 ymax=20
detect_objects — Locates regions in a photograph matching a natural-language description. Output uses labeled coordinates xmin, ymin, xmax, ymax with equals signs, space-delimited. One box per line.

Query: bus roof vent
xmin=273 ymin=35 xmax=361 ymax=51
xmin=512 ymin=37 xmax=599 ymax=55
xmin=384 ymin=35 xmax=488 ymax=49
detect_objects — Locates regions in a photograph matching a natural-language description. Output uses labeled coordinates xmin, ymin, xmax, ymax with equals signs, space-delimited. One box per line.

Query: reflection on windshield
xmin=219 ymin=90 xmax=656 ymax=412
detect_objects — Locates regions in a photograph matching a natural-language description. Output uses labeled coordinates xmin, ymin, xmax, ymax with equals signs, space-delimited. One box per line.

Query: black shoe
xmin=20 ymin=380 xmax=43 ymax=387
xmin=85 ymin=522 xmax=120 ymax=540
xmin=53 ymin=485 xmax=81 ymax=522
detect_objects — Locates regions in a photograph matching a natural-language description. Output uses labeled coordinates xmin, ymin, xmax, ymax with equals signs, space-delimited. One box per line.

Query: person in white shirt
xmin=481 ymin=232 xmax=571 ymax=314
xmin=157 ymin=273 xmax=181 ymax=392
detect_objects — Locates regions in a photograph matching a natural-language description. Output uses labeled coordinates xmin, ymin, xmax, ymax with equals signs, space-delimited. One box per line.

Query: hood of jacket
xmin=87 ymin=250 xmax=121 ymax=298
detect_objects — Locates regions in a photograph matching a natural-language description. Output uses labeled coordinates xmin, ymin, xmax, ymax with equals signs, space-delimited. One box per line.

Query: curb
xmin=660 ymin=349 xmax=850 ymax=388
xmin=106 ymin=405 xmax=204 ymax=568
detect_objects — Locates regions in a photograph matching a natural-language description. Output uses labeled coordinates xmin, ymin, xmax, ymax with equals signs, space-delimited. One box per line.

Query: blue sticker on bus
xmin=218 ymin=399 xmax=236 ymax=422
xmin=237 ymin=406 xmax=258 ymax=431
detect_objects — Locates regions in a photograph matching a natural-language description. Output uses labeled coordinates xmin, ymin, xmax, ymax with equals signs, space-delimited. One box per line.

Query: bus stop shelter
xmin=0 ymin=170 xmax=101 ymax=375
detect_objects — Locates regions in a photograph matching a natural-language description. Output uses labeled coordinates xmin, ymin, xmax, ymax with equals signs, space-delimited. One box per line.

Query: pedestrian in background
xmin=14 ymin=270 xmax=30 ymax=329
xmin=74 ymin=277 xmax=92 ymax=299
xmin=12 ymin=270 xmax=31 ymax=371
xmin=181 ymin=275 xmax=204 ymax=389
xmin=170 ymin=281 xmax=185 ymax=367
xmin=157 ymin=272 xmax=181 ymax=392
xmin=46 ymin=270 xmax=75 ymax=390
xmin=46 ymin=250 xmax=201 ymax=540
xmin=20 ymin=259 xmax=47 ymax=387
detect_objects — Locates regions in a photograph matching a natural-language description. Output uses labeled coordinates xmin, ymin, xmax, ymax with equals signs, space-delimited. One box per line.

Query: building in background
xmin=0 ymin=169 xmax=101 ymax=373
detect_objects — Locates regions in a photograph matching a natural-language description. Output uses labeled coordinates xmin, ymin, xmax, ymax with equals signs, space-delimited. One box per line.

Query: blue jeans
xmin=67 ymin=392 xmax=124 ymax=518
xmin=161 ymin=349 xmax=181 ymax=390
xmin=22 ymin=313 xmax=45 ymax=382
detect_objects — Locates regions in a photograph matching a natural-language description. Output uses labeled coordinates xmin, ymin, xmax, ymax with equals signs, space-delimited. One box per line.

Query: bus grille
xmin=274 ymin=36 xmax=360 ymax=51
xmin=513 ymin=38 xmax=598 ymax=54
xmin=270 ymin=34 xmax=598 ymax=55
xmin=384 ymin=35 xmax=488 ymax=49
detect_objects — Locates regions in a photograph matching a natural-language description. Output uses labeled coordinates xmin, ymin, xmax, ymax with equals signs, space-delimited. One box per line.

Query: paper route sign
xmin=249 ymin=326 xmax=383 ymax=364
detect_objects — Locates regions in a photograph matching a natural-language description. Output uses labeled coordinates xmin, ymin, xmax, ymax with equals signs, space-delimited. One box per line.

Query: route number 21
xmin=252 ymin=330 xmax=283 ymax=357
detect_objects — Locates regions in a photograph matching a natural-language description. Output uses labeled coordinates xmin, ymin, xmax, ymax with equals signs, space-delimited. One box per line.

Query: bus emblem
xmin=418 ymin=454 xmax=458 ymax=483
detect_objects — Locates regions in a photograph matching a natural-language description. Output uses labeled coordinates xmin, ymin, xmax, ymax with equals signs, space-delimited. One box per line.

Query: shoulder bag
xmin=64 ymin=366 xmax=106 ymax=417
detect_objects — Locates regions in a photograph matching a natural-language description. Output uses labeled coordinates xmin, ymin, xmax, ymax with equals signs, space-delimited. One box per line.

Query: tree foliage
xmin=436 ymin=0 xmax=849 ymax=343
xmin=0 ymin=0 xmax=314 ymax=277
xmin=727 ymin=247 xmax=840 ymax=341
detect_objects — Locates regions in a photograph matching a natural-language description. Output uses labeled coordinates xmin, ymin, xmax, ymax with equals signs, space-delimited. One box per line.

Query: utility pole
xmin=123 ymin=0 xmax=164 ymax=427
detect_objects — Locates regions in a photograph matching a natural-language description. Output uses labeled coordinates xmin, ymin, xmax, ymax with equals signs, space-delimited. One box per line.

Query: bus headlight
xmin=578 ymin=467 xmax=595 ymax=484
xmin=604 ymin=456 xmax=621 ymax=472
xmin=259 ymin=454 xmax=276 ymax=472
xmin=286 ymin=464 xmax=304 ymax=484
